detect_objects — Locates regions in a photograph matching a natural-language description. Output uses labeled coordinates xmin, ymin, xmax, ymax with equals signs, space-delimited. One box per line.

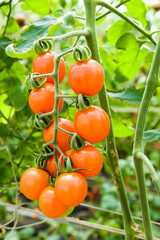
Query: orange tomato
xmin=33 ymin=51 xmax=66 ymax=84
xmin=29 ymin=83 xmax=63 ymax=114
xmin=39 ymin=186 xmax=68 ymax=218
xmin=70 ymin=145 xmax=103 ymax=178
xmin=20 ymin=168 xmax=48 ymax=200
xmin=55 ymin=172 xmax=88 ymax=207
xmin=68 ymin=59 xmax=104 ymax=96
xmin=74 ymin=105 xmax=110 ymax=143
xmin=43 ymin=118 xmax=74 ymax=152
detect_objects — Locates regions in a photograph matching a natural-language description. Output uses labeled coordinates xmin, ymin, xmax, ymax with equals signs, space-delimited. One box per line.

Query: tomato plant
xmin=46 ymin=152 xmax=64 ymax=177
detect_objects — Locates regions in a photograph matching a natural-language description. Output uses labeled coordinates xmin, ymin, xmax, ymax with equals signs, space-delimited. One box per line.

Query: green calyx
xmin=33 ymin=39 xmax=52 ymax=55
xmin=76 ymin=94 xmax=93 ymax=111
xmin=58 ymin=155 xmax=89 ymax=174
xmin=34 ymin=115 xmax=53 ymax=130
xmin=69 ymin=133 xmax=85 ymax=151
xmin=34 ymin=153 xmax=47 ymax=170
xmin=73 ymin=45 xmax=91 ymax=62
xmin=25 ymin=73 xmax=47 ymax=90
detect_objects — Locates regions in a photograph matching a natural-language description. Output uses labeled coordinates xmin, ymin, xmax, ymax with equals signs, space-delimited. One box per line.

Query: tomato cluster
xmin=20 ymin=47 xmax=110 ymax=219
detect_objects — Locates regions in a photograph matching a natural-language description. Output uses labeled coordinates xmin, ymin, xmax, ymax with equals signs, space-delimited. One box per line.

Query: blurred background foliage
xmin=0 ymin=0 xmax=160 ymax=239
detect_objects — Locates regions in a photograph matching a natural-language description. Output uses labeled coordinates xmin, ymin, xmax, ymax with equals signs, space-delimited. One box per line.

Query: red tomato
xmin=39 ymin=186 xmax=68 ymax=218
xmin=29 ymin=83 xmax=63 ymax=114
xmin=68 ymin=59 xmax=104 ymax=96
xmin=46 ymin=152 xmax=64 ymax=177
xmin=55 ymin=172 xmax=88 ymax=207
xmin=20 ymin=168 xmax=48 ymax=200
xmin=74 ymin=105 xmax=110 ymax=143
xmin=33 ymin=51 xmax=66 ymax=84
xmin=70 ymin=145 xmax=103 ymax=178
xmin=43 ymin=118 xmax=74 ymax=152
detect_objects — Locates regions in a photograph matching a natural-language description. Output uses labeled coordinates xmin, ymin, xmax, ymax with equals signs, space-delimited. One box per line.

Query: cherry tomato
xmin=43 ymin=118 xmax=74 ymax=152
xmin=33 ymin=51 xmax=66 ymax=84
xmin=70 ymin=145 xmax=103 ymax=178
xmin=46 ymin=152 xmax=64 ymax=177
xmin=59 ymin=206 xmax=74 ymax=218
xmin=29 ymin=83 xmax=63 ymax=114
xmin=20 ymin=168 xmax=48 ymax=200
xmin=68 ymin=59 xmax=104 ymax=96
xmin=39 ymin=186 xmax=68 ymax=218
xmin=55 ymin=172 xmax=88 ymax=207
xmin=74 ymin=105 xmax=110 ymax=143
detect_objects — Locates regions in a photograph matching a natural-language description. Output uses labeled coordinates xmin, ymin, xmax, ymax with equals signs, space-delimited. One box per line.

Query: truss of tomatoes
xmin=20 ymin=50 xmax=110 ymax=219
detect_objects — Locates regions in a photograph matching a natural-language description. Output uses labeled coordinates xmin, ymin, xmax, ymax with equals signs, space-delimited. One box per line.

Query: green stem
xmin=133 ymin=36 xmax=160 ymax=240
xmin=136 ymin=152 xmax=160 ymax=195
xmin=57 ymin=127 xmax=74 ymax=136
xmin=96 ymin=0 xmax=130 ymax=21
xmin=39 ymin=29 xmax=89 ymax=43
xmin=83 ymin=0 xmax=136 ymax=239
xmin=96 ymin=0 xmax=156 ymax=45
xmin=3 ymin=0 xmax=12 ymax=36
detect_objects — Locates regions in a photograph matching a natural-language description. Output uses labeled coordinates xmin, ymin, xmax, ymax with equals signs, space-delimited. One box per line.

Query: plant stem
xmin=96 ymin=0 xmax=130 ymax=21
xmin=40 ymin=29 xmax=89 ymax=43
xmin=83 ymin=0 xmax=137 ymax=239
xmin=133 ymin=36 xmax=160 ymax=240
xmin=96 ymin=0 xmax=156 ymax=45
xmin=136 ymin=152 xmax=160 ymax=195
xmin=3 ymin=0 xmax=12 ymax=36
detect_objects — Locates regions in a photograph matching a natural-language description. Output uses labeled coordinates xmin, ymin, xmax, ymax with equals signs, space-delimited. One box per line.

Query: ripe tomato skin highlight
xmin=68 ymin=59 xmax=104 ymax=96
xmin=55 ymin=172 xmax=88 ymax=207
xmin=33 ymin=51 xmax=66 ymax=84
xmin=20 ymin=168 xmax=48 ymax=200
xmin=46 ymin=152 xmax=64 ymax=177
xmin=29 ymin=83 xmax=63 ymax=114
xmin=70 ymin=145 xmax=103 ymax=178
xmin=39 ymin=186 xmax=68 ymax=218
xmin=43 ymin=118 xmax=74 ymax=152
xmin=74 ymin=105 xmax=110 ymax=143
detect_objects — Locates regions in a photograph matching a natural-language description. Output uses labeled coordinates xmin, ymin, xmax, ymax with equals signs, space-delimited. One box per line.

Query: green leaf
xmin=108 ymin=88 xmax=144 ymax=104
xmin=0 ymin=123 xmax=10 ymax=137
xmin=143 ymin=130 xmax=160 ymax=142
xmin=107 ymin=20 xmax=132 ymax=45
xmin=115 ymin=33 xmax=149 ymax=82
xmin=99 ymin=46 xmax=116 ymax=76
xmin=9 ymin=85 xmax=29 ymax=111
xmin=125 ymin=0 xmax=147 ymax=28
xmin=6 ymin=17 xmax=19 ymax=34
xmin=0 ymin=37 xmax=17 ymax=70
xmin=21 ymin=0 xmax=52 ymax=16
xmin=112 ymin=111 xmax=134 ymax=138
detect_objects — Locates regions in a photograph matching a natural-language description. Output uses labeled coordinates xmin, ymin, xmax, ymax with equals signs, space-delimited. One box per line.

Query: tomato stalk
xmin=83 ymin=0 xmax=138 ymax=239
xmin=132 ymin=35 xmax=160 ymax=240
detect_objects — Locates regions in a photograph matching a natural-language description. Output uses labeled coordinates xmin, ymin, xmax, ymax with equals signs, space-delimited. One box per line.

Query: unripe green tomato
xmin=59 ymin=206 xmax=74 ymax=218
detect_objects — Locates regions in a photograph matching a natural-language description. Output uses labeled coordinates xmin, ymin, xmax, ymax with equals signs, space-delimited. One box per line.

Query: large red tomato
xmin=39 ymin=186 xmax=68 ymax=218
xmin=55 ymin=172 xmax=88 ymax=207
xmin=43 ymin=118 xmax=74 ymax=152
xmin=29 ymin=83 xmax=63 ymax=114
xmin=33 ymin=51 xmax=66 ymax=84
xmin=74 ymin=105 xmax=110 ymax=143
xmin=70 ymin=145 xmax=103 ymax=178
xmin=20 ymin=168 xmax=48 ymax=200
xmin=68 ymin=59 xmax=104 ymax=96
